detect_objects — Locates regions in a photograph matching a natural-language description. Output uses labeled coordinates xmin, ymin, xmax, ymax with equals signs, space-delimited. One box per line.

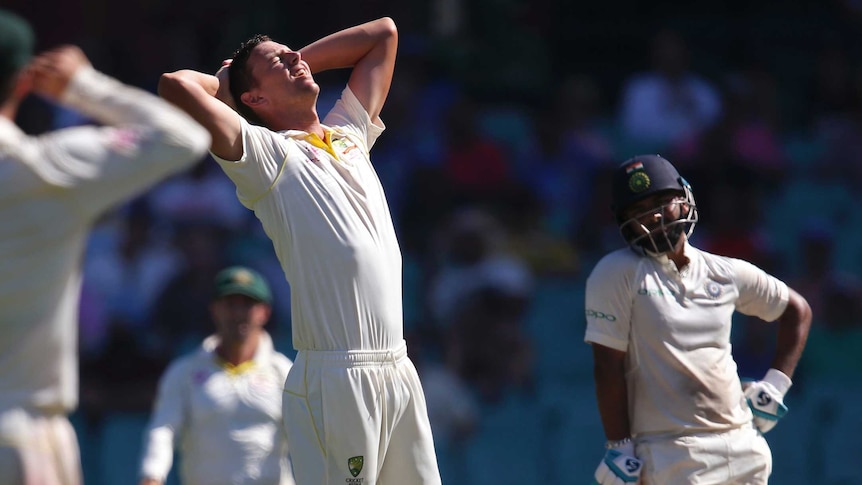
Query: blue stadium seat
xmin=543 ymin=384 xmax=605 ymax=482
xmin=463 ymin=393 xmax=545 ymax=485
xmin=478 ymin=106 xmax=538 ymax=176
xmin=98 ymin=412 xmax=150 ymax=485
xmin=524 ymin=278 xmax=592 ymax=383
xmin=793 ymin=383 xmax=862 ymax=484
xmin=764 ymin=390 xmax=816 ymax=485
xmin=69 ymin=411 xmax=99 ymax=485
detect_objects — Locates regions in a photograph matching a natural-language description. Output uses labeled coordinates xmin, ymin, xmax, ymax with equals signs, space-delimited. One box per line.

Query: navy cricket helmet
xmin=610 ymin=155 xmax=698 ymax=253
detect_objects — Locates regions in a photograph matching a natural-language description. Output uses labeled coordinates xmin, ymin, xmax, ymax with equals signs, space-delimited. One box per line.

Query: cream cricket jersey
xmin=212 ymin=87 xmax=402 ymax=351
xmin=139 ymin=332 xmax=294 ymax=485
xmin=584 ymin=241 xmax=789 ymax=436
xmin=0 ymin=68 xmax=209 ymax=413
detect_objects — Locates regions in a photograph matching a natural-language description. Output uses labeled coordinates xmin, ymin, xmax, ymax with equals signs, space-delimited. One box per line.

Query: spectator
xmin=148 ymin=159 xmax=250 ymax=233
xmin=427 ymin=207 xmax=533 ymax=327
xmin=83 ymin=199 xmax=182 ymax=344
xmin=618 ymin=28 xmax=722 ymax=153
xmin=448 ymin=286 xmax=534 ymax=404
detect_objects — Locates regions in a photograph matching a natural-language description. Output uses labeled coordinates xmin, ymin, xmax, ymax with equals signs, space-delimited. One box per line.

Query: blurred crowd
xmin=7 ymin=0 xmax=862 ymax=482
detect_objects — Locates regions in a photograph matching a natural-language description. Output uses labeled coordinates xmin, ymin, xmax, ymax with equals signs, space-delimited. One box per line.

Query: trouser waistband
xmin=298 ymin=340 xmax=407 ymax=366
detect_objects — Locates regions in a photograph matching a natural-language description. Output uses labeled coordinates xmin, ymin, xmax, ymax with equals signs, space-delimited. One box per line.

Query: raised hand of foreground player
xmin=743 ymin=368 xmax=791 ymax=434
xmin=594 ymin=440 xmax=642 ymax=484
xmin=214 ymin=59 xmax=237 ymax=110
xmin=28 ymin=45 xmax=91 ymax=99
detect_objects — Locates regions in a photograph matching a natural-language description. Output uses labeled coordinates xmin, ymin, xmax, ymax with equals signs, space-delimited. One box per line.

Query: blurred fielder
xmin=157 ymin=17 xmax=441 ymax=485
xmin=139 ymin=266 xmax=295 ymax=485
xmin=585 ymin=154 xmax=812 ymax=484
xmin=0 ymin=9 xmax=210 ymax=485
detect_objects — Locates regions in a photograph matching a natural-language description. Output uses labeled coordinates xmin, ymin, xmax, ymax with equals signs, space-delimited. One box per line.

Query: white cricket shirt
xmin=212 ymin=87 xmax=402 ymax=351
xmin=0 ymin=68 xmax=209 ymax=413
xmin=139 ymin=332 xmax=294 ymax=485
xmin=584 ymin=241 xmax=789 ymax=436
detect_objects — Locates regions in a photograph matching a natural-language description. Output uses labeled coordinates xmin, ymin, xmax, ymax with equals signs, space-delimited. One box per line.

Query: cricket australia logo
xmin=348 ymin=456 xmax=364 ymax=477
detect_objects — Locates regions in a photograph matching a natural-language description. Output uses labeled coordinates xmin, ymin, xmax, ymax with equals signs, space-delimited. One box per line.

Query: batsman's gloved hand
xmin=743 ymin=368 xmax=792 ymax=434
xmin=593 ymin=440 xmax=642 ymax=484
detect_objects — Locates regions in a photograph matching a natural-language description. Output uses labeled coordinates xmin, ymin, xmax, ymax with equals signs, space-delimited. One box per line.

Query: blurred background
xmin=5 ymin=0 xmax=862 ymax=483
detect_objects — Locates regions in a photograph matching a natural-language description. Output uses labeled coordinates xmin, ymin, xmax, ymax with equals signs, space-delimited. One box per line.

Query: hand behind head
xmin=215 ymin=61 xmax=238 ymax=111
xmin=29 ymin=45 xmax=91 ymax=100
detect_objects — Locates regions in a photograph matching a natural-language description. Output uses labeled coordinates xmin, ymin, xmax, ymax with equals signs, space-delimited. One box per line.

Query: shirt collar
xmin=201 ymin=331 xmax=275 ymax=373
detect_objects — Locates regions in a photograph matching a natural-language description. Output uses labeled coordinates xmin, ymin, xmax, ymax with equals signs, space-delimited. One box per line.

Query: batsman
xmin=584 ymin=155 xmax=812 ymax=484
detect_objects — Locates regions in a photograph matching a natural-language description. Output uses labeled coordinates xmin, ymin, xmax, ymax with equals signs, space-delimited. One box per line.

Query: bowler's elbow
xmin=157 ymin=72 xmax=185 ymax=104
xmin=380 ymin=17 xmax=398 ymax=48
xmin=379 ymin=16 xmax=397 ymax=37
xmin=782 ymin=288 xmax=813 ymax=334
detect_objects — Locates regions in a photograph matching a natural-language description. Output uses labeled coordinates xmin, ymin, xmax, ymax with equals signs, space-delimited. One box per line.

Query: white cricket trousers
xmin=0 ymin=407 xmax=82 ymax=485
xmin=637 ymin=423 xmax=771 ymax=484
xmin=282 ymin=340 xmax=442 ymax=485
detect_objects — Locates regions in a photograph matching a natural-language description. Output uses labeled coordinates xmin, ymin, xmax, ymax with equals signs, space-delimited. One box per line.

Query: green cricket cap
xmin=0 ymin=9 xmax=34 ymax=81
xmin=213 ymin=266 xmax=272 ymax=303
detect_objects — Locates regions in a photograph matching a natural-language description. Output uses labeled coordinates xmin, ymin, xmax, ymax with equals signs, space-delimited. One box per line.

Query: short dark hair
xmin=228 ymin=34 xmax=271 ymax=126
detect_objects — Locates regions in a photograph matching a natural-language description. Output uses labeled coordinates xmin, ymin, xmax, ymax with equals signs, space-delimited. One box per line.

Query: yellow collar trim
xmin=304 ymin=129 xmax=339 ymax=160
xmin=215 ymin=357 xmax=256 ymax=375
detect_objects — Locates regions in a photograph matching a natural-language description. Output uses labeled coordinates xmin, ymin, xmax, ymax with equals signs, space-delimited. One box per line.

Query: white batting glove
xmin=593 ymin=440 xmax=642 ymax=484
xmin=743 ymin=368 xmax=792 ymax=434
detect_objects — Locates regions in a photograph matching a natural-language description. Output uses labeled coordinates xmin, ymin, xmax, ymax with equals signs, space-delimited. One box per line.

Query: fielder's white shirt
xmin=584 ymin=241 xmax=789 ymax=436
xmin=0 ymin=68 xmax=209 ymax=413
xmin=212 ymin=87 xmax=402 ymax=351
xmin=140 ymin=332 xmax=294 ymax=485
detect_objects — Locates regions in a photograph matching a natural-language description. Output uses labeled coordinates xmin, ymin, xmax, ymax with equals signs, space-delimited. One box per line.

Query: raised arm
xmin=25 ymin=46 xmax=210 ymax=213
xmin=158 ymin=67 xmax=244 ymax=161
xmin=299 ymin=17 xmax=398 ymax=122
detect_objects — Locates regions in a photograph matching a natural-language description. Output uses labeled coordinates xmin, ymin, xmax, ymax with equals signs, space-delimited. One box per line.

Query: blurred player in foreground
xmin=0 ymin=9 xmax=210 ymax=485
xmin=139 ymin=266 xmax=295 ymax=485
xmin=585 ymin=154 xmax=812 ymax=484
xmin=157 ymin=17 xmax=441 ymax=485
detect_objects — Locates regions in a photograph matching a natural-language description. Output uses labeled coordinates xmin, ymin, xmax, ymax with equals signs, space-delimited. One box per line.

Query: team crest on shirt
xmin=333 ymin=138 xmax=359 ymax=155
xmin=348 ymin=455 xmax=364 ymax=478
xmin=705 ymin=281 xmax=722 ymax=298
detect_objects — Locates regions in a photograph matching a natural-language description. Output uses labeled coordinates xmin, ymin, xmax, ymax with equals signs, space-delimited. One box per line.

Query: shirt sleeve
xmin=139 ymin=360 xmax=188 ymax=481
xmin=322 ymin=86 xmax=385 ymax=152
xmin=732 ymin=258 xmax=789 ymax=322
xmin=584 ymin=252 xmax=635 ymax=351
xmin=210 ymin=117 xmax=292 ymax=209
xmin=25 ymin=67 xmax=210 ymax=220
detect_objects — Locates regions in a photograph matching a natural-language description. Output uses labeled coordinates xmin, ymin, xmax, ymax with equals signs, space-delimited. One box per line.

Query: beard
xmin=636 ymin=223 xmax=685 ymax=254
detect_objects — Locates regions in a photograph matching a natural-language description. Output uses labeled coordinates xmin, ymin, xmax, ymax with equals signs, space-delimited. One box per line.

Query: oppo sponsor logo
xmin=585 ymin=309 xmax=617 ymax=321
xmin=637 ymin=287 xmax=677 ymax=297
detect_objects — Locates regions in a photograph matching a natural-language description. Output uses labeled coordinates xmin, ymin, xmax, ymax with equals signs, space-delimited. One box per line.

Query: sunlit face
xmin=210 ymin=294 xmax=270 ymax=344
xmin=246 ymin=41 xmax=318 ymax=100
xmin=622 ymin=191 xmax=686 ymax=230
xmin=619 ymin=190 xmax=691 ymax=253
